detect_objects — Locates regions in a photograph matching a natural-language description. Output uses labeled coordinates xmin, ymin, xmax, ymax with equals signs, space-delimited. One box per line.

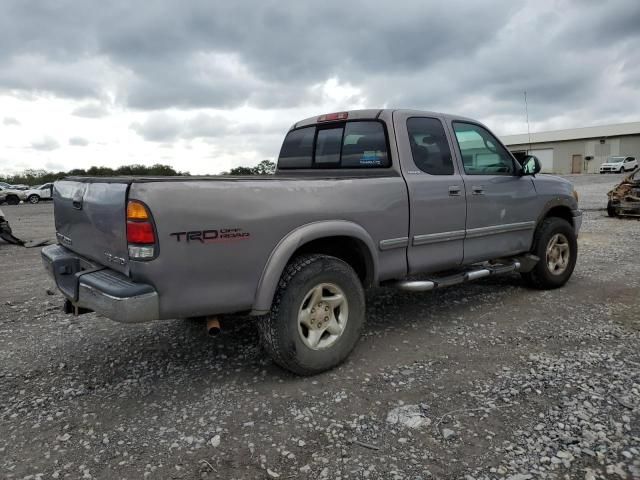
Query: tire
xmin=28 ymin=195 xmax=40 ymax=204
xmin=607 ymin=200 xmax=618 ymax=217
xmin=521 ymin=217 xmax=577 ymax=289
xmin=619 ymin=167 xmax=624 ymax=173
xmin=257 ymin=254 xmax=365 ymax=376
xmin=6 ymin=195 xmax=19 ymax=205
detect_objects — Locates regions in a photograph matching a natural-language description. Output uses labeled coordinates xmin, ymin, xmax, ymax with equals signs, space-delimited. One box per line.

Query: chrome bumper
xmin=42 ymin=244 xmax=159 ymax=323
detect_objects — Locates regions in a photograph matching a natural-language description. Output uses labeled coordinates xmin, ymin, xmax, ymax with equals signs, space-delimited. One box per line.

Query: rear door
xmin=54 ymin=179 xmax=130 ymax=274
xmin=448 ymin=121 xmax=538 ymax=263
xmin=393 ymin=112 xmax=466 ymax=274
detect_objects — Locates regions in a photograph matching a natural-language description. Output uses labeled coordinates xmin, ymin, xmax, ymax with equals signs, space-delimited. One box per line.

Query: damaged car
xmin=0 ymin=207 xmax=24 ymax=245
xmin=607 ymin=169 xmax=640 ymax=217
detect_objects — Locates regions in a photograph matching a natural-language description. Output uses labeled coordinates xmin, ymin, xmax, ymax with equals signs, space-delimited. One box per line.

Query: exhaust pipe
xmin=206 ymin=317 xmax=221 ymax=337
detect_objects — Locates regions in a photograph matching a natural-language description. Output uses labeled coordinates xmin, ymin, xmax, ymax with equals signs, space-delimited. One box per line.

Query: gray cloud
xmin=130 ymin=113 xmax=183 ymax=142
xmin=72 ymin=103 xmax=109 ymax=118
xmin=31 ymin=136 xmax=60 ymax=151
xmin=0 ymin=0 xmax=638 ymax=138
xmin=3 ymin=116 xmax=19 ymax=125
xmin=69 ymin=136 xmax=89 ymax=146
xmin=130 ymin=112 xmax=289 ymax=142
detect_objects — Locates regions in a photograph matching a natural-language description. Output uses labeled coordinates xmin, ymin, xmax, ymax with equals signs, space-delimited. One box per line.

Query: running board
xmin=394 ymin=259 xmax=525 ymax=292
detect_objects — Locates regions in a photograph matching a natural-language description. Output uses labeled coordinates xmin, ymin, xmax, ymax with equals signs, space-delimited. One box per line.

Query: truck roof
xmin=291 ymin=108 xmax=476 ymax=130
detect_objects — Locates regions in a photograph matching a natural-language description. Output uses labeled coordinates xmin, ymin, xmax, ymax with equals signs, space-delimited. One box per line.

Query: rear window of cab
xmin=278 ymin=121 xmax=390 ymax=169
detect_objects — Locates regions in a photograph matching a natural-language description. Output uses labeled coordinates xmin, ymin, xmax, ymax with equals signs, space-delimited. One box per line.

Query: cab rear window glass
xmin=277 ymin=121 xmax=389 ymax=169
xmin=315 ymin=128 xmax=343 ymax=166
xmin=278 ymin=126 xmax=315 ymax=169
xmin=341 ymin=122 xmax=388 ymax=167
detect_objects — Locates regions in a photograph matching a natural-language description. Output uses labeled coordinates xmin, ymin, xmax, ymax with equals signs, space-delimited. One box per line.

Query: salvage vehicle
xmin=0 ymin=186 xmax=25 ymax=205
xmin=0 ymin=207 xmax=24 ymax=245
xmin=23 ymin=183 xmax=54 ymax=204
xmin=607 ymin=168 xmax=640 ymax=217
xmin=599 ymin=156 xmax=638 ymax=174
xmin=42 ymin=109 xmax=582 ymax=375
xmin=0 ymin=181 xmax=29 ymax=190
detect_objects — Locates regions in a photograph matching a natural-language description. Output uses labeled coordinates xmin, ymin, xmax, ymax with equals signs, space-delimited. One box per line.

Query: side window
xmin=278 ymin=126 xmax=315 ymax=169
xmin=341 ymin=122 xmax=389 ymax=167
xmin=453 ymin=122 xmax=515 ymax=175
xmin=406 ymin=117 xmax=454 ymax=175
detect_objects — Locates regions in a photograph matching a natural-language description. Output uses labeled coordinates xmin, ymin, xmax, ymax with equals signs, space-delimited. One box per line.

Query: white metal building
xmin=500 ymin=122 xmax=640 ymax=174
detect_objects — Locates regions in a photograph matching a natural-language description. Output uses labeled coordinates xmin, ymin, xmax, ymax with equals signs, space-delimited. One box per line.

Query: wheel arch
xmin=530 ymin=199 xmax=576 ymax=249
xmin=251 ymin=221 xmax=378 ymax=315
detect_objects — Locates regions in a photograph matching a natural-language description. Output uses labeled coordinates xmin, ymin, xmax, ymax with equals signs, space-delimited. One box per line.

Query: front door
xmin=572 ymin=155 xmax=582 ymax=173
xmin=393 ymin=112 xmax=466 ymax=274
xmin=449 ymin=121 xmax=538 ymax=263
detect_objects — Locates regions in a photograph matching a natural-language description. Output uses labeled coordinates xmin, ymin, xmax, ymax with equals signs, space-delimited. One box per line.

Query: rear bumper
xmin=42 ymin=244 xmax=159 ymax=323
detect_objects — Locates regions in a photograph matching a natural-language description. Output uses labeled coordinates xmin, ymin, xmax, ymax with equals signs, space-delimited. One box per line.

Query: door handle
xmin=448 ymin=185 xmax=461 ymax=196
xmin=472 ymin=186 xmax=484 ymax=195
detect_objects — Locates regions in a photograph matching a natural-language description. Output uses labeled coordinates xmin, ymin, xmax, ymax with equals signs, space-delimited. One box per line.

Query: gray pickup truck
xmin=42 ymin=109 xmax=581 ymax=375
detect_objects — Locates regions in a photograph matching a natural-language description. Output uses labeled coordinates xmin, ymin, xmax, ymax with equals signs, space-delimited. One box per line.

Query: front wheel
xmin=257 ymin=254 xmax=365 ymax=375
xmin=28 ymin=195 xmax=40 ymax=204
xmin=521 ymin=217 xmax=577 ymax=289
xmin=6 ymin=195 xmax=19 ymax=205
xmin=607 ymin=200 xmax=617 ymax=217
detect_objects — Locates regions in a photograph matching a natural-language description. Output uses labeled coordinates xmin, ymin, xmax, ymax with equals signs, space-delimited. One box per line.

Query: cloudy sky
xmin=1 ymin=0 xmax=639 ymax=175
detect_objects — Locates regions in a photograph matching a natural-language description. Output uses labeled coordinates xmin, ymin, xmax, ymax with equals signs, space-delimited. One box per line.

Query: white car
xmin=24 ymin=183 xmax=54 ymax=204
xmin=599 ymin=156 xmax=638 ymax=174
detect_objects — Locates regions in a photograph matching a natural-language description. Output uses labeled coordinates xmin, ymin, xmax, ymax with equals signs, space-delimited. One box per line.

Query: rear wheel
xmin=257 ymin=254 xmax=365 ymax=375
xmin=28 ymin=195 xmax=40 ymax=204
xmin=6 ymin=195 xmax=19 ymax=205
xmin=521 ymin=217 xmax=577 ymax=289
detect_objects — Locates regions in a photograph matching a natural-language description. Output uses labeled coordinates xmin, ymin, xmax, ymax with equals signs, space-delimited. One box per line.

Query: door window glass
xmin=406 ymin=117 xmax=454 ymax=175
xmin=453 ymin=122 xmax=515 ymax=175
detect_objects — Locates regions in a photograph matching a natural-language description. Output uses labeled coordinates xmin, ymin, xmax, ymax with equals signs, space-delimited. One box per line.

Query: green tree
xmin=225 ymin=160 xmax=276 ymax=176
xmin=0 ymin=164 xmax=186 ymax=185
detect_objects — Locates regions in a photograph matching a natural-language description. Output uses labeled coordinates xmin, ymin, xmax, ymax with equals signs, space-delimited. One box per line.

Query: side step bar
xmin=394 ymin=256 xmax=536 ymax=292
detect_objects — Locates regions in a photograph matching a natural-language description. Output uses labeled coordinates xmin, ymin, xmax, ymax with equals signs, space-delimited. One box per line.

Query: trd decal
xmin=170 ymin=228 xmax=251 ymax=243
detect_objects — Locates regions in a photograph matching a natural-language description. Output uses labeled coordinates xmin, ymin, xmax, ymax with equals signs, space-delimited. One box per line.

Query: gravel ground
xmin=0 ymin=174 xmax=638 ymax=480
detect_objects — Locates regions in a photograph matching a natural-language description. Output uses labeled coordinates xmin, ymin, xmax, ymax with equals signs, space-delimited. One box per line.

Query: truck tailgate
xmin=53 ymin=179 xmax=130 ymax=275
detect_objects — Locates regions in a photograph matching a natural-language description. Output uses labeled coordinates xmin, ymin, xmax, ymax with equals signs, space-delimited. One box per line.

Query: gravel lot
xmin=1 ymin=174 xmax=638 ymax=480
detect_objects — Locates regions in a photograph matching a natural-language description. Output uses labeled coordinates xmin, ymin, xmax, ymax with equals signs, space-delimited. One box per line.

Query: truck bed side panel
xmin=128 ymin=176 xmax=408 ymax=318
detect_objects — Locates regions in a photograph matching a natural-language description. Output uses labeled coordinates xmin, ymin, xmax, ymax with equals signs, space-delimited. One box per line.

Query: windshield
xmin=607 ymin=157 xmax=625 ymax=163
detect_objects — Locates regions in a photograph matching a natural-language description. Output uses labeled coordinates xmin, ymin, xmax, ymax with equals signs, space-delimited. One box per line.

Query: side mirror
xmin=521 ymin=155 xmax=541 ymax=176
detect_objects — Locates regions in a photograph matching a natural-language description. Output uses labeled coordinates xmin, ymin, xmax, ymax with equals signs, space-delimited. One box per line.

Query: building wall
xmin=505 ymin=134 xmax=640 ymax=174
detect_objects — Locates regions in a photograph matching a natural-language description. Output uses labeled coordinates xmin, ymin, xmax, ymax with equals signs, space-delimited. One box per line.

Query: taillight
xmin=126 ymin=200 xmax=156 ymax=259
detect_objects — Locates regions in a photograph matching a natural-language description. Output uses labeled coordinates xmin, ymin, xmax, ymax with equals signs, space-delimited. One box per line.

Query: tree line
xmin=1 ymin=160 xmax=276 ymax=186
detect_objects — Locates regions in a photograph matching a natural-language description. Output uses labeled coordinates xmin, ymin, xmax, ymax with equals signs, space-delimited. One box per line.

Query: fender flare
xmin=535 ymin=197 xmax=577 ymax=227
xmin=251 ymin=220 xmax=379 ymax=315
